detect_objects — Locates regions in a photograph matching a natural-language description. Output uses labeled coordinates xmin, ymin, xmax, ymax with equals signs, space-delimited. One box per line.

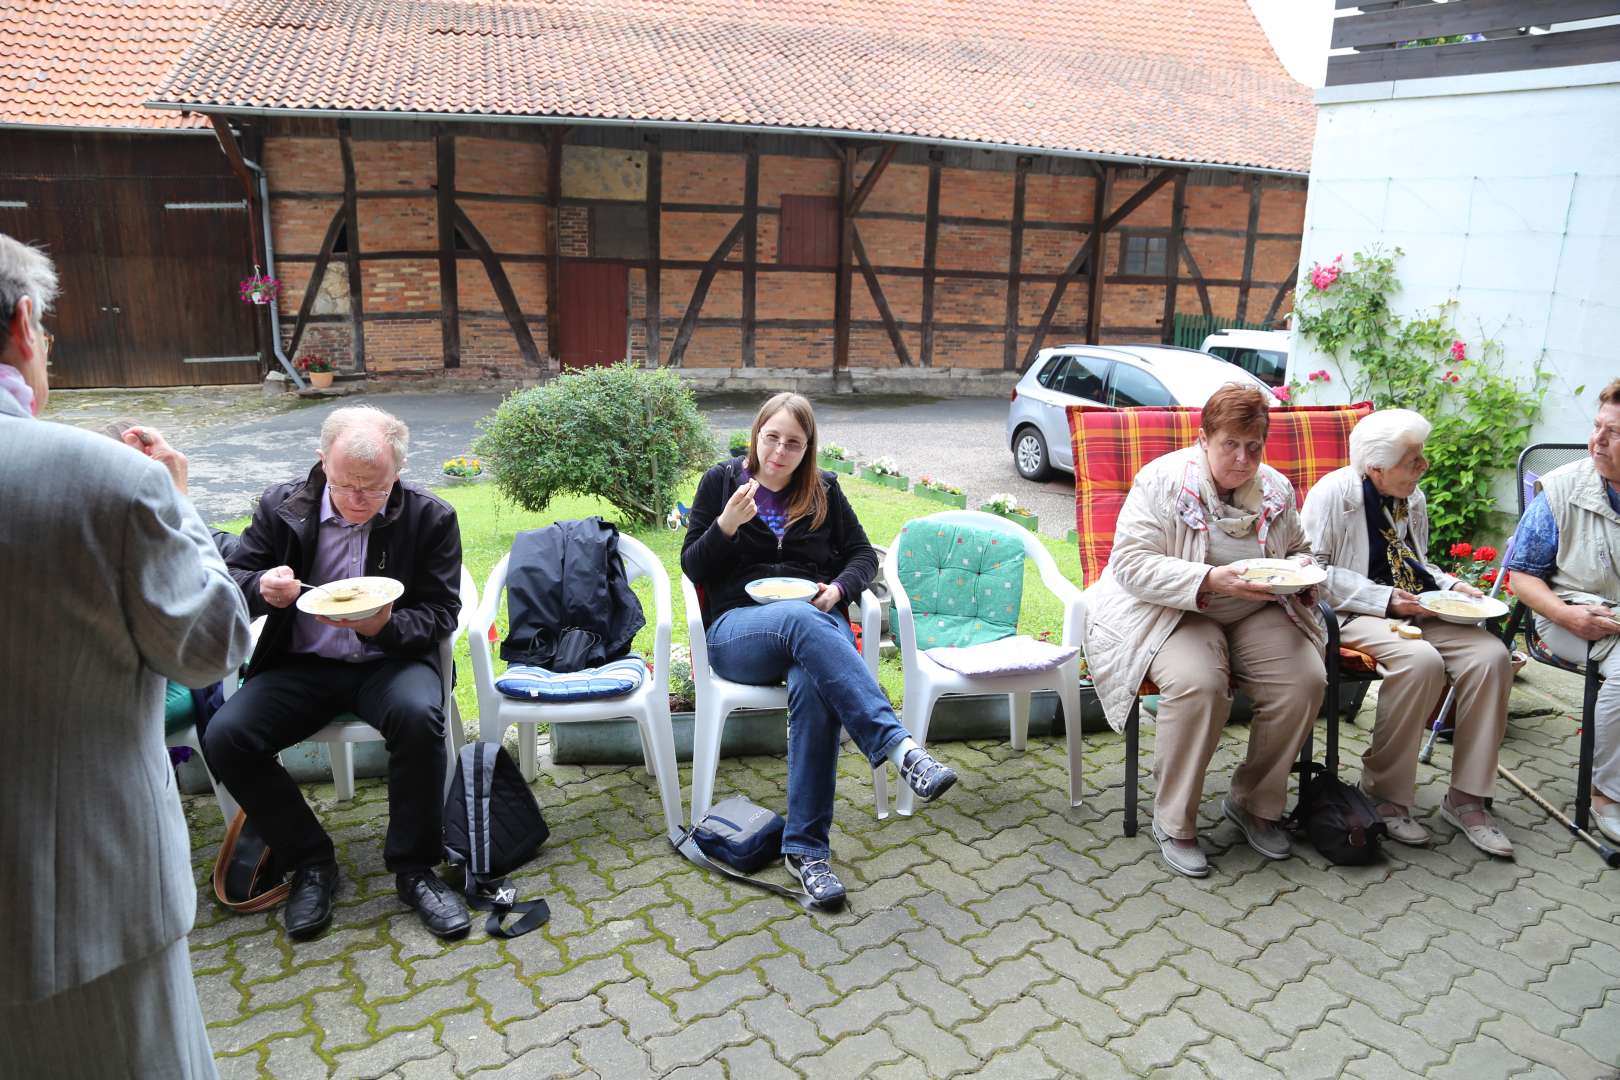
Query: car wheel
xmin=1013 ymin=426 xmax=1052 ymax=481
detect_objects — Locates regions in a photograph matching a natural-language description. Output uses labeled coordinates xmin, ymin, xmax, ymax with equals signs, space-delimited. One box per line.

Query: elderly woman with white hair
xmin=1301 ymin=409 xmax=1514 ymax=857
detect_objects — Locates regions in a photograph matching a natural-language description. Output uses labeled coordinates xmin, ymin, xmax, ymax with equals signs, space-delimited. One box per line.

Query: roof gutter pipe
xmin=146 ymin=101 xmax=1309 ymax=179
xmin=241 ymin=155 xmax=306 ymax=390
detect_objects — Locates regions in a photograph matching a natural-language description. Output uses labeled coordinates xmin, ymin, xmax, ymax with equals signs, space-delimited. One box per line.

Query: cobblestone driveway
xmin=185 ymin=663 xmax=1619 ymax=1079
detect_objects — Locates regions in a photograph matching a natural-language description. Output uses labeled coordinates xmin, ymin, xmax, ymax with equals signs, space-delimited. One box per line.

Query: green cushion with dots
xmin=894 ymin=520 xmax=1024 ymax=648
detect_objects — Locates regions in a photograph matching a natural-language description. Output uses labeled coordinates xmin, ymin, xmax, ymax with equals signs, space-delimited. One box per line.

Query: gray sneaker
xmin=1222 ymin=795 xmax=1291 ymax=860
xmin=1151 ymin=817 xmax=1210 ymax=878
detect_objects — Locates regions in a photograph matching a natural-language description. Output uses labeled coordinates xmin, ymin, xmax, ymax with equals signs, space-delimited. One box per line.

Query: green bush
xmin=473 ymin=363 xmax=714 ymax=527
xmin=728 ymin=429 xmax=751 ymax=453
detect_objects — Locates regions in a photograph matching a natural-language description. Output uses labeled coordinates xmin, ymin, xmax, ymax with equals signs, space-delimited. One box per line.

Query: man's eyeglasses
xmin=759 ymin=432 xmax=806 ymax=455
xmin=40 ymin=326 xmax=54 ymax=351
xmin=329 ymin=482 xmax=393 ymax=501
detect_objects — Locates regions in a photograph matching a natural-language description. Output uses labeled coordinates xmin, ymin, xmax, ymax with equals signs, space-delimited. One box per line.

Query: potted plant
xmin=442 ymin=455 xmax=484 ymax=482
xmin=239 ymin=266 xmax=281 ymax=306
xmin=980 ymin=492 xmax=1038 ymax=532
xmin=295 ymin=352 xmax=336 ymax=389
xmin=858 ymin=455 xmax=909 ymax=491
xmin=818 ymin=443 xmax=854 ymax=474
xmin=728 ymin=430 xmax=750 ymax=458
xmin=915 ymin=475 xmax=967 ymax=509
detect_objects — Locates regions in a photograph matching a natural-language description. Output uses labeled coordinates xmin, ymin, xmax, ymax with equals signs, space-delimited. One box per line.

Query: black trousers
xmin=203 ymin=655 xmax=446 ymax=873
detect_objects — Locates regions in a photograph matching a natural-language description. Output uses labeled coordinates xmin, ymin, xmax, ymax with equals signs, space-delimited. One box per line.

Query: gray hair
xmin=0 ymin=233 xmax=60 ymax=328
xmin=320 ymin=404 xmax=409 ymax=469
xmin=1350 ymin=408 xmax=1432 ymax=475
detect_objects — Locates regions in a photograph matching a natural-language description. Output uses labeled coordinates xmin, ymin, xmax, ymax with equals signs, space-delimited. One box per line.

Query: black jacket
xmin=680 ymin=457 xmax=877 ymax=627
xmin=228 ymin=462 xmax=462 ymax=682
xmin=501 ymin=517 xmax=645 ymax=672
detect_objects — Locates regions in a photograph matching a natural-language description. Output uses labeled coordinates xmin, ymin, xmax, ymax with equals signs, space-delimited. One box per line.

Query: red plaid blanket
xmin=1067 ymin=401 xmax=1374 ymax=586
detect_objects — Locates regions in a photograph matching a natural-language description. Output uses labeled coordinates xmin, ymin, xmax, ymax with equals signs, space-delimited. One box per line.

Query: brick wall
xmin=261 ymin=120 xmax=1304 ymax=379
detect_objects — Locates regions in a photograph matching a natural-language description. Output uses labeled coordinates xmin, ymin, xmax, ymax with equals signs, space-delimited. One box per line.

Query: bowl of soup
xmin=1417 ymin=591 xmax=1509 ymax=625
xmin=745 ymin=577 xmax=820 ymax=605
xmin=1229 ymin=558 xmax=1326 ymax=596
xmin=295 ymin=576 xmax=405 ymax=622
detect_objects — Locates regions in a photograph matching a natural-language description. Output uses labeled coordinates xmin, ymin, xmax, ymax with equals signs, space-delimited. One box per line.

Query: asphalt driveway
xmin=43 ymin=386 xmax=1079 ymax=533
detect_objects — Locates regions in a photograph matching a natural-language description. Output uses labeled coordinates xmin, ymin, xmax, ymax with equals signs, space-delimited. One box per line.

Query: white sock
xmin=888 ymin=736 xmax=920 ymax=769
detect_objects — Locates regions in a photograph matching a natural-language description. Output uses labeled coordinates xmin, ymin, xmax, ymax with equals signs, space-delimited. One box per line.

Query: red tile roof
xmin=1 ymin=1 xmax=226 ymax=130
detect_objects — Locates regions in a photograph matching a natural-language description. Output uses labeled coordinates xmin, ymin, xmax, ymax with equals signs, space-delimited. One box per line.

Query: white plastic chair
xmin=167 ymin=723 xmax=239 ymax=824
xmin=216 ymin=564 xmax=476 ymax=804
xmin=883 ymin=510 xmax=1085 ymax=817
xmin=682 ymin=574 xmax=891 ymax=822
xmin=469 ymin=536 xmax=684 ymax=844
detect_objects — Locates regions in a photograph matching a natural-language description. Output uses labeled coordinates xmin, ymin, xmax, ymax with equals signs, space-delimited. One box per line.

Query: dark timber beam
xmin=206 ymin=114 xmax=263 ymax=270
xmin=853 ymin=229 xmax=913 ymax=367
xmin=645 ymin=133 xmax=662 ymax=366
xmin=1235 ymin=176 xmax=1262 ymax=324
xmin=338 ymin=120 xmax=366 ymax=372
xmin=1181 ymin=243 xmax=1215 ymax=319
xmin=668 ymin=218 xmax=746 ymax=368
xmin=285 ymin=206 xmax=346 ymax=363
xmin=921 ymin=150 xmax=942 ymax=368
xmin=1085 ymin=166 xmax=1113 ymax=345
xmin=845 ymin=144 xmax=897 ymax=219
xmin=1023 ymin=166 xmax=1174 ymax=364
xmin=835 ymin=147 xmax=855 ymax=371
xmin=743 ymin=136 xmax=758 ymax=368
xmin=1160 ymin=170 xmax=1187 ymax=345
xmin=1005 ymin=156 xmax=1029 ymax=370
xmin=452 ymin=205 xmax=542 ymax=366
xmin=545 ymin=126 xmax=569 ymax=362
xmin=435 ymin=130 xmax=460 ymax=369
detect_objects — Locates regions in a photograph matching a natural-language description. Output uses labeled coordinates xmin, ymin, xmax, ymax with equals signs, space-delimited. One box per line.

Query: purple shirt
xmin=289 ymin=486 xmax=385 ymax=662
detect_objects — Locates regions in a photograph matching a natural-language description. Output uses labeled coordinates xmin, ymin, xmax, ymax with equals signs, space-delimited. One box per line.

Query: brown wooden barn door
xmin=0 ymin=175 xmax=257 ymax=388
xmin=558 ymin=262 xmax=628 ymax=369
xmin=115 ymin=176 xmax=259 ymax=387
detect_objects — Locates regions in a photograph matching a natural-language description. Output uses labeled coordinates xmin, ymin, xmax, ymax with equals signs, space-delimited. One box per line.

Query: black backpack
xmin=443 ymin=742 xmax=551 ymax=938
xmin=1286 ymin=761 xmax=1387 ymax=865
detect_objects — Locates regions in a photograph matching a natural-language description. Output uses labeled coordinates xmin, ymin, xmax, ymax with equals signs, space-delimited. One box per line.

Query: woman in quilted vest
xmin=681 ymin=392 xmax=957 ymax=909
xmin=1505 ymin=379 xmax=1620 ymax=845
xmin=1085 ymin=384 xmax=1327 ymax=877
xmin=1302 ymin=409 xmax=1514 ymax=857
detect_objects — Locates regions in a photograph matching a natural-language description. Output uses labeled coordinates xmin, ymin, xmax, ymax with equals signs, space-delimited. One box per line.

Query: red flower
xmin=1450 ymin=340 xmax=1467 ymax=362
xmin=1274 ymin=385 xmax=1292 ymax=402
xmin=1474 ymin=546 xmax=1498 ymax=563
xmin=1449 ymin=542 xmax=1472 ymax=558
xmin=1482 ymin=568 xmax=1499 ymax=585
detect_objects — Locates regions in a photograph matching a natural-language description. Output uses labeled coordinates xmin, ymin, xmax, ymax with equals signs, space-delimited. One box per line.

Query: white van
xmin=1200 ymin=328 xmax=1290 ymax=388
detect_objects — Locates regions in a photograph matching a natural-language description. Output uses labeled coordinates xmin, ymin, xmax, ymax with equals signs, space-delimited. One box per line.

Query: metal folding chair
xmin=1496 ymin=442 xmax=1603 ymax=832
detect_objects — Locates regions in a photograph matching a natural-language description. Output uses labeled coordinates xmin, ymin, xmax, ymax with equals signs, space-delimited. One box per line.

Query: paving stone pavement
xmin=184 ymin=662 xmax=1620 ymax=1079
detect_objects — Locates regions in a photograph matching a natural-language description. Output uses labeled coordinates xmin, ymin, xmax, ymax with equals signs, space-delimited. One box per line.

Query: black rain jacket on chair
xmin=501 ymin=517 xmax=645 ymax=672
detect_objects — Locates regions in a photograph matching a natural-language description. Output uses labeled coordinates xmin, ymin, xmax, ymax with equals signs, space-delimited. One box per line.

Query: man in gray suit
xmin=0 ymin=233 xmax=253 ymax=1079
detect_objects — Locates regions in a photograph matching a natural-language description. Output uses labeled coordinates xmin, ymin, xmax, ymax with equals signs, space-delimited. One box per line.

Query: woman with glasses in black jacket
xmin=682 ymin=392 xmax=956 ymax=909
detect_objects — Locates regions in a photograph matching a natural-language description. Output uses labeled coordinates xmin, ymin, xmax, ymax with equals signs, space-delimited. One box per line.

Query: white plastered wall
xmin=1291 ymin=63 xmax=1620 ymax=506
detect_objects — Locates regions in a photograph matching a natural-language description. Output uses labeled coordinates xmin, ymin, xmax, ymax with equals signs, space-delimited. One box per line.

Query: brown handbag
xmin=212 ymin=810 xmax=291 ymax=913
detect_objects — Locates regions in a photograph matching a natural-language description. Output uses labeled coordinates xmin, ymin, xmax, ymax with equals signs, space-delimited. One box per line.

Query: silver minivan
xmin=1006 ymin=344 xmax=1278 ymax=481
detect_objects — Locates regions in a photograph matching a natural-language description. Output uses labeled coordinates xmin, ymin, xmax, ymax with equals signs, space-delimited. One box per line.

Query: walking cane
xmin=1419 ymin=536 xmax=1516 ymax=765
xmin=1497 ymin=765 xmax=1620 ymax=868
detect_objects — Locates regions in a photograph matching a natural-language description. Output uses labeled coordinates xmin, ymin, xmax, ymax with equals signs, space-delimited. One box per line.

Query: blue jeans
xmin=707 ymin=602 xmax=910 ymax=860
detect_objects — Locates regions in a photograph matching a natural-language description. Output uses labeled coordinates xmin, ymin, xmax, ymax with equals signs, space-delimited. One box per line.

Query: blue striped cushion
xmin=494 ymin=656 xmax=647 ymax=702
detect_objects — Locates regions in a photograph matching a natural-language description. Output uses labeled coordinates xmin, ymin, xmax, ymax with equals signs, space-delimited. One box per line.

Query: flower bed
xmin=914 ymin=476 xmax=967 ymax=508
xmin=858 ymin=456 xmax=909 ymax=491
xmin=818 ymin=445 xmax=854 ymax=474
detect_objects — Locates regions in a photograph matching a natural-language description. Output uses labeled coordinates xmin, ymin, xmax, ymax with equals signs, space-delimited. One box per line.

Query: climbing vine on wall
xmin=1294 ymin=247 xmax=1550 ymax=544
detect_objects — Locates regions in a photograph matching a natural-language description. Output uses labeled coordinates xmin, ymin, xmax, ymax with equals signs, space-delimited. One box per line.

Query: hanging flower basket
xmin=239 ymin=265 xmax=281 ymax=306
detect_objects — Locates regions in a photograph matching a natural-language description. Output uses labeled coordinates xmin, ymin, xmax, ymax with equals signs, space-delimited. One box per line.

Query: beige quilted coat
xmin=1083 ymin=445 xmax=1327 ymax=731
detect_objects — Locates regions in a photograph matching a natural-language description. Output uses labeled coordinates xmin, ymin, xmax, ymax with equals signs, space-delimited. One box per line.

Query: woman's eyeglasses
xmin=759 ymin=432 xmax=806 ymax=455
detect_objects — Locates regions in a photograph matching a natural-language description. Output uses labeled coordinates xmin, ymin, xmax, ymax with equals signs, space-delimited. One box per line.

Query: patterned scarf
xmin=1379 ymin=498 xmax=1426 ymax=594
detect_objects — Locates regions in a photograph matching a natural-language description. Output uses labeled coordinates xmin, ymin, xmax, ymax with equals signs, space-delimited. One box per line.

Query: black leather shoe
xmin=396 ymin=871 xmax=471 ymax=939
xmin=284 ymin=862 xmax=340 ymax=940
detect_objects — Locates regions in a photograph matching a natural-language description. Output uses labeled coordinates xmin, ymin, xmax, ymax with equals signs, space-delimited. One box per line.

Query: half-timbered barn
xmin=0 ymin=1 xmax=264 ymax=389
xmin=19 ymin=0 xmax=1317 ymax=392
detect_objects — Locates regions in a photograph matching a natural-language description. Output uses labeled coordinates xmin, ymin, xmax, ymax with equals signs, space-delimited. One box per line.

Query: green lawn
xmin=220 ymin=473 xmax=1083 ymax=728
